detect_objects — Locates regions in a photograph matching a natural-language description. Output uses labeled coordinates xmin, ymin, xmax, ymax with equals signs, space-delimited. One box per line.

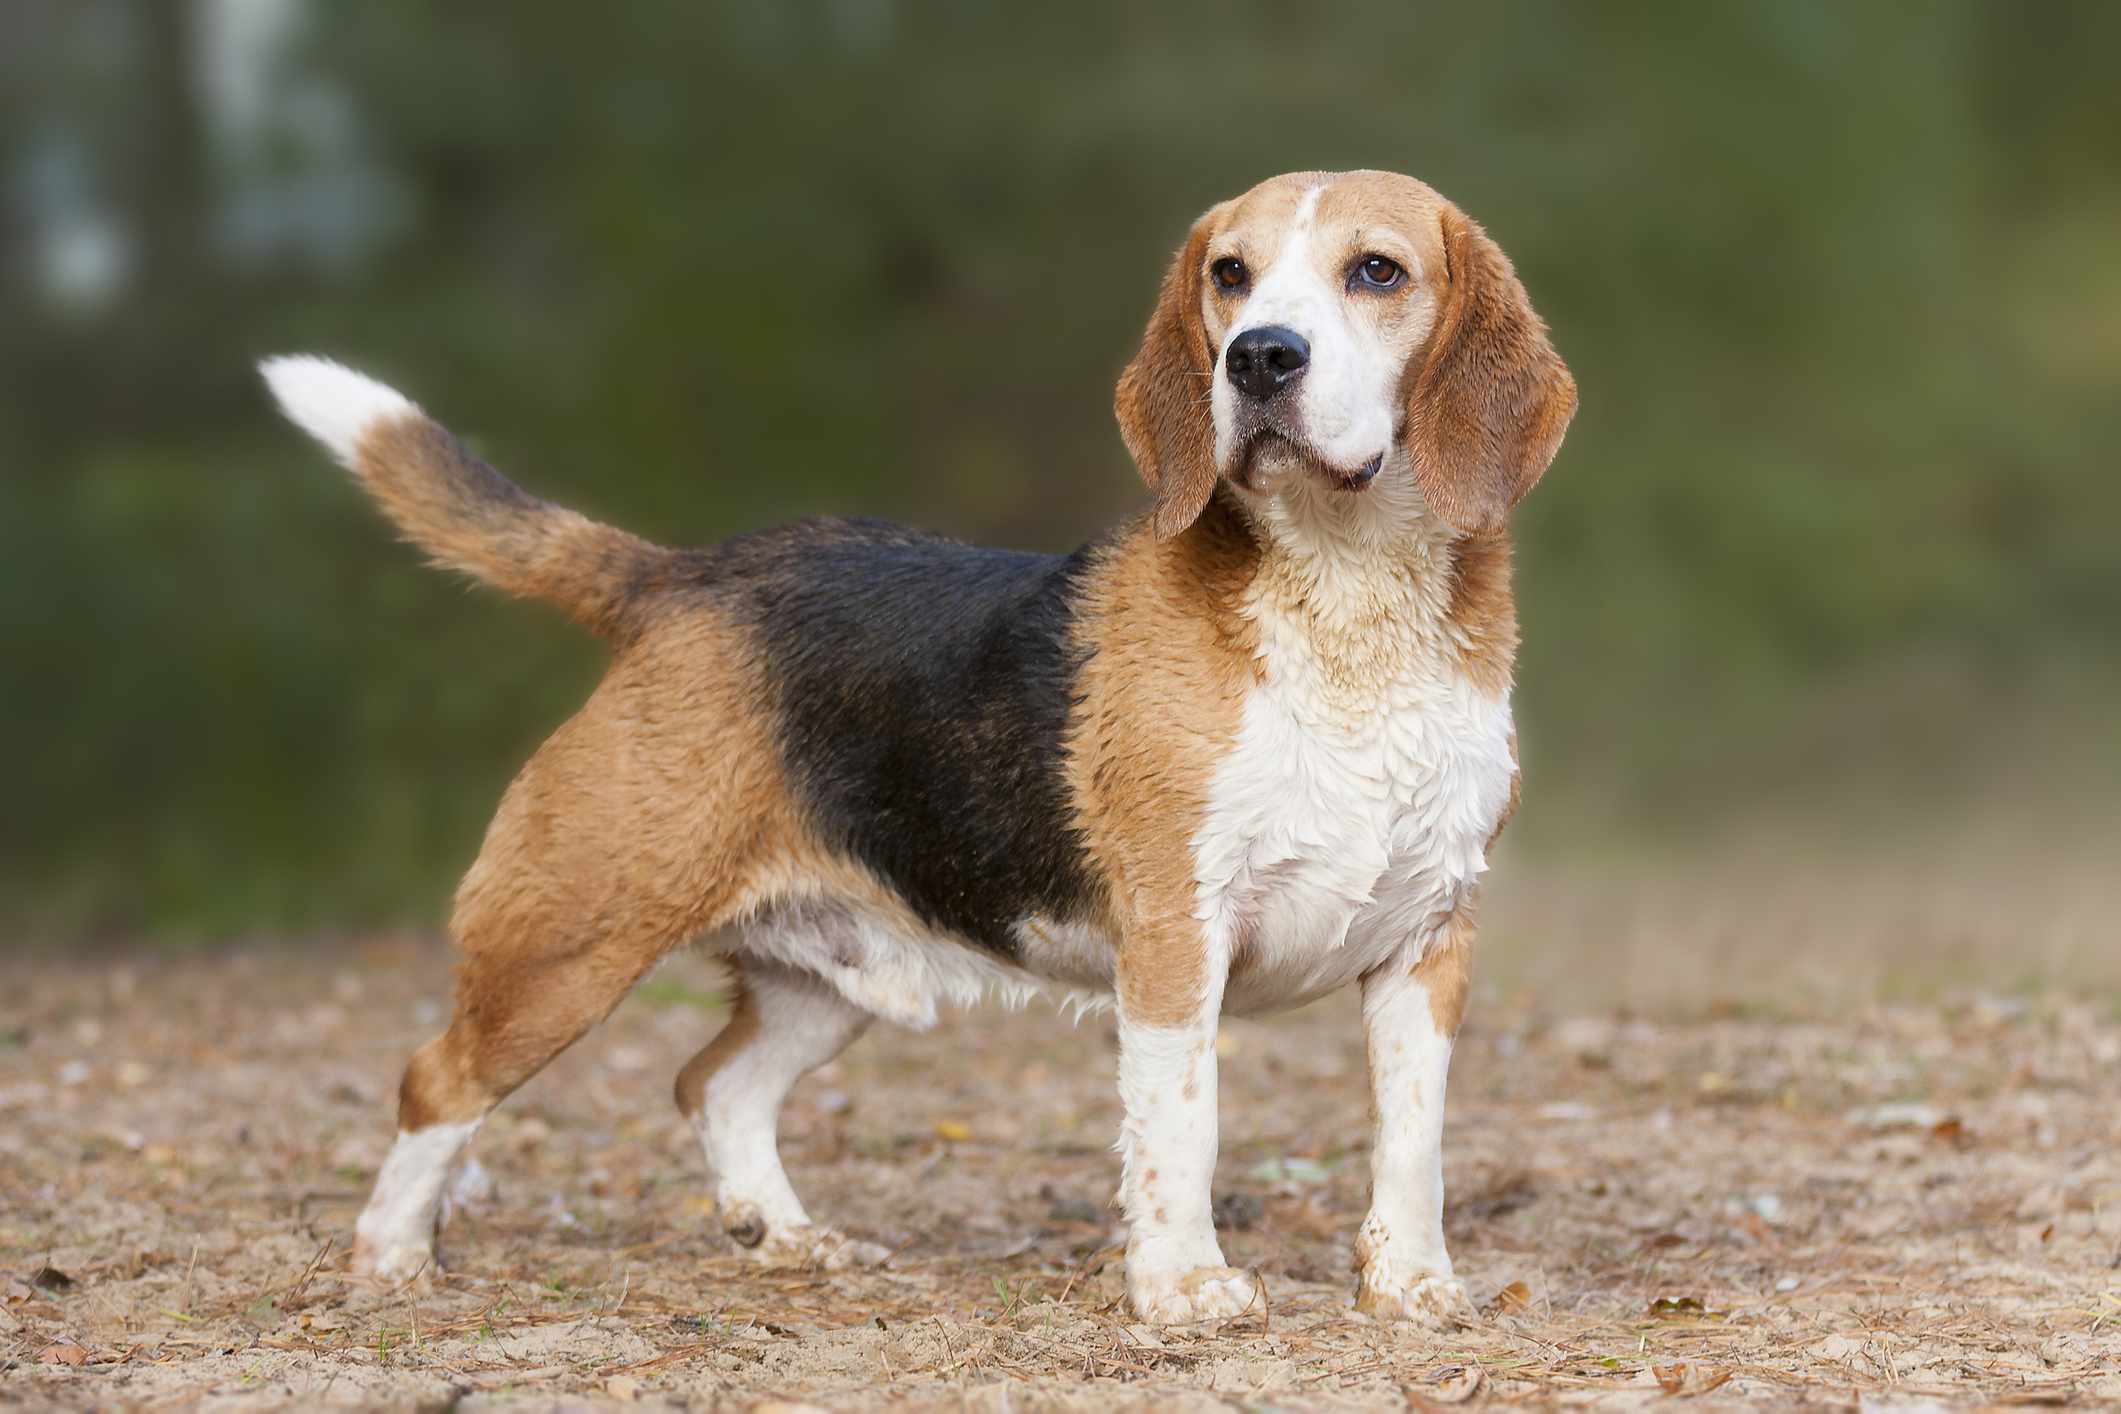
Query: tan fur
xmin=397 ymin=606 xmax=835 ymax=1131
xmin=1065 ymin=499 xmax=1260 ymax=1026
xmin=1445 ymin=531 xmax=1522 ymax=700
xmin=355 ymin=417 xmax=669 ymax=639
xmin=1413 ymin=901 xmax=1477 ymax=1038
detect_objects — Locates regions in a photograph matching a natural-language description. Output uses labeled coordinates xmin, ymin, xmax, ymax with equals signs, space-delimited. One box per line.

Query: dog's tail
xmin=259 ymin=355 xmax=671 ymax=638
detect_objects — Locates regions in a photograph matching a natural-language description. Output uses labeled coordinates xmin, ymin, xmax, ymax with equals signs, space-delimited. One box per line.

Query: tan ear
xmin=1405 ymin=205 xmax=1577 ymax=536
xmin=1115 ymin=210 xmax=1221 ymax=539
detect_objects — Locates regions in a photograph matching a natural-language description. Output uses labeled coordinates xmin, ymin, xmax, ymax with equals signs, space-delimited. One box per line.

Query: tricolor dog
xmin=262 ymin=168 xmax=1574 ymax=1325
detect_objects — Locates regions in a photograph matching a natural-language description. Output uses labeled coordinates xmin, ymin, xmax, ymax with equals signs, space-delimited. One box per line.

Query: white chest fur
xmin=1197 ymin=534 xmax=1518 ymax=1016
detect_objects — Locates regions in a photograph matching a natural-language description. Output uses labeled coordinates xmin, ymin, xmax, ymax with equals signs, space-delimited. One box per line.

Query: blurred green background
xmin=4 ymin=1 xmax=2117 ymax=954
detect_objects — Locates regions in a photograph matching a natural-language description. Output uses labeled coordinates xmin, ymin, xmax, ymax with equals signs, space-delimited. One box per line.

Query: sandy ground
xmin=4 ymin=925 xmax=2119 ymax=1409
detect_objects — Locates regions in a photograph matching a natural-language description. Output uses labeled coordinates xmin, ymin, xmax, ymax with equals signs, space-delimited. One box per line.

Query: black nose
xmin=1224 ymin=325 xmax=1310 ymax=399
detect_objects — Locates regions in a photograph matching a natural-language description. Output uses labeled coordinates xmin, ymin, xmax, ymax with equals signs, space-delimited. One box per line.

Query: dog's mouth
xmin=1235 ymin=429 xmax=1383 ymax=493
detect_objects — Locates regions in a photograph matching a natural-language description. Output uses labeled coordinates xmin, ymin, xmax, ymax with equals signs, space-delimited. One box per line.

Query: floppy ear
xmin=1405 ymin=204 xmax=1577 ymax=537
xmin=1115 ymin=211 xmax=1220 ymax=540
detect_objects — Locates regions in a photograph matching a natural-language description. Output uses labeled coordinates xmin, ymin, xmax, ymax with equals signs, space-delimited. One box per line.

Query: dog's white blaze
xmin=1355 ymin=960 xmax=1466 ymax=1312
xmin=353 ymin=1117 xmax=481 ymax=1278
xmin=259 ymin=354 xmax=418 ymax=467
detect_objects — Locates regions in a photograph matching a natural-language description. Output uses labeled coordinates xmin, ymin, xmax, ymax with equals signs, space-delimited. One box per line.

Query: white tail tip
xmin=259 ymin=354 xmax=420 ymax=468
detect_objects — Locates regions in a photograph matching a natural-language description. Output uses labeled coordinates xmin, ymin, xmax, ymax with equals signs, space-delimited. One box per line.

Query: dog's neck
xmin=1241 ymin=462 xmax=1459 ymax=611
xmin=1206 ymin=463 xmax=1505 ymax=708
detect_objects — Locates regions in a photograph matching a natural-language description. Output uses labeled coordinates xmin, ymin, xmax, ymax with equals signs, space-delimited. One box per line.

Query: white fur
xmin=1115 ymin=954 xmax=1261 ymax=1323
xmin=1203 ymin=515 xmax=1517 ymax=1018
xmin=720 ymin=899 xmax=1104 ymax=1030
xmin=1012 ymin=915 xmax=1118 ymax=997
xmin=353 ymin=1118 xmax=480 ymax=1279
xmin=1355 ymin=955 xmax=1469 ymax=1321
xmin=258 ymin=354 xmax=418 ymax=468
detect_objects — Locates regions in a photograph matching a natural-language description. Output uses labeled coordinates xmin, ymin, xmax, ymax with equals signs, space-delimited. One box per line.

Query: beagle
xmin=260 ymin=168 xmax=1574 ymax=1326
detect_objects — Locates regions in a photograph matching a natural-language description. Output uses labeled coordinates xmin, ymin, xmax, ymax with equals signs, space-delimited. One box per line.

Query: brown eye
xmin=1354 ymin=255 xmax=1404 ymax=290
xmin=1210 ymin=258 xmax=1247 ymax=291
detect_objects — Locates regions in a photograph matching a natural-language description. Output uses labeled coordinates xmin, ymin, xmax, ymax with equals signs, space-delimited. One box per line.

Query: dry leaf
xmin=1490 ymin=1279 xmax=1533 ymax=1314
xmin=1653 ymin=1361 xmax=1734 ymax=1395
xmin=1648 ymin=1295 xmax=1721 ymax=1320
xmin=39 ymin=1340 xmax=91 ymax=1366
xmin=934 ymin=1119 xmax=972 ymax=1142
xmin=31 ymin=1264 xmax=75 ymax=1291
xmin=1416 ymin=1365 xmax=1484 ymax=1404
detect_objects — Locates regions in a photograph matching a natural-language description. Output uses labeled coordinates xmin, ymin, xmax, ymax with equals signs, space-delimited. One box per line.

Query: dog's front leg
xmin=1115 ymin=928 xmax=1259 ymax=1324
xmin=1354 ymin=908 xmax=1476 ymax=1323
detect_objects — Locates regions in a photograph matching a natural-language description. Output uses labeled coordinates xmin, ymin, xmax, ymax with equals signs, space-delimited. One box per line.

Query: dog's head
xmin=1116 ymin=170 xmax=1575 ymax=541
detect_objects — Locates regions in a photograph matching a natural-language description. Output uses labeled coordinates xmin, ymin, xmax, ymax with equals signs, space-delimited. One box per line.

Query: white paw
xmin=349 ymin=1237 xmax=437 ymax=1282
xmin=1129 ymin=1265 xmax=1262 ymax=1325
xmin=1356 ymin=1271 xmax=1472 ymax=1326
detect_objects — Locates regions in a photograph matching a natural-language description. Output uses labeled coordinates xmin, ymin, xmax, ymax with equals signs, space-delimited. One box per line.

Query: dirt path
xmin=4 ymin=939 xmax=2117 ymax=1408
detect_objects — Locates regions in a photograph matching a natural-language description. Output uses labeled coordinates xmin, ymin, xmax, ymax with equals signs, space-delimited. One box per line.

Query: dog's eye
xmin=1210 ymin=258 xmax=1248 ymax=291
xmin=1353 ymin=255 xmax=1405 ymax=290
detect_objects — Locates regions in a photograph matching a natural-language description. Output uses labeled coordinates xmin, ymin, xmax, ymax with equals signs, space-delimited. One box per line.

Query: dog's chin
xmin=1233 ymin=432 xmax=1384 ymax=496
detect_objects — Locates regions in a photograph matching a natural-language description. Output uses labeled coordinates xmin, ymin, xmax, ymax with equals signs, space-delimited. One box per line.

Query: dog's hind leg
xmin=351 ymin=908 xmax=679 ymax=1279
xmin=349 ymin=674 xmax=730 ymax=1280
xmin=674 ymin=958 xmax=888 ymax=1268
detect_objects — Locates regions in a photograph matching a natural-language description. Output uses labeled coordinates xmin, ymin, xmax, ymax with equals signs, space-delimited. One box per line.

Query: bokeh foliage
xmin=4 ymin=1 xmax=2116 ymax=936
